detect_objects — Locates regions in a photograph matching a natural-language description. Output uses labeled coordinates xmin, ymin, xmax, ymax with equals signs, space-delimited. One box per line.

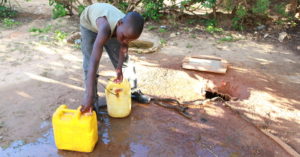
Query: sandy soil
xmin=0 ymin=0 xmax=299 ymax=156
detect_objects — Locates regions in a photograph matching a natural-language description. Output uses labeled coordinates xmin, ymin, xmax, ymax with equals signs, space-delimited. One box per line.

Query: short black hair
xmin=123 ymin=11 xmax=144 ymax=37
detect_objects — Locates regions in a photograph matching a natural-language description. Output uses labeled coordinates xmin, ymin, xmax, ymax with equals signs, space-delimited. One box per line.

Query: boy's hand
xmin=113 ymin=68 xmax=123 ymax=83
xmin=80 ymin=105 xmax=92 ymax=113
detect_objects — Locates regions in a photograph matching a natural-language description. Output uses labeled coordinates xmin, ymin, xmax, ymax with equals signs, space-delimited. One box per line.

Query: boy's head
xmin=116 ymin=11 xmax=144 ymax=44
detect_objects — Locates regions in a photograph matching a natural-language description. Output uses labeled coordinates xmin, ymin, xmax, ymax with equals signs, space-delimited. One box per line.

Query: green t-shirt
xmin=80 ymin=3 xmax=125 ymax=35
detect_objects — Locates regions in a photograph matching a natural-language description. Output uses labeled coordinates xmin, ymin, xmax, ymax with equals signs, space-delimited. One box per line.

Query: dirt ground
xmin=0 ymin=0 xmax=300 ymax=157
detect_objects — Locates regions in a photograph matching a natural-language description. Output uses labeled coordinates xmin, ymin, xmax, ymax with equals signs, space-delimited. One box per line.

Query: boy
xmin=80 ymin=3 xmax=151 ymax=113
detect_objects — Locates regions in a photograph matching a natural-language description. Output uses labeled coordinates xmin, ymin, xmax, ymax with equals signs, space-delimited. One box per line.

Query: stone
xmin=129 ymin=39 xmax=159 ymax=54
xmin=278 ymin=32 xmax=288 ymax=42
xmin=256 ymin=25 xmax=266 ymax=31
xmin=182 ymin=55 xmax=229 ymax=74
xmin=129 ymin=40 xmax=154 ymax=49
xmin=264 ymin=33 xmax=269 ymax=38
xmin=170 ymin=33 xmax=176 ymax=38
xmin=160 ymin=25 xmax=167 ymax=29
xmin=232 ymin=33 xmax=243 ymax=39
xmin=169 ymin=42 xmax=178 ymax=46
xmin=129 ymin=31 xmax=160 ymax=54
xmin=67 ymin=32 xmax=81 ymax=44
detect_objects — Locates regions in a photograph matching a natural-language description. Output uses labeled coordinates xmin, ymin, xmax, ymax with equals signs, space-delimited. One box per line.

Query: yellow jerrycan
xmin=52 ymin=105 xmax=98 ymax=152
xmin=105 ymin=78 xmax=131 ymax=118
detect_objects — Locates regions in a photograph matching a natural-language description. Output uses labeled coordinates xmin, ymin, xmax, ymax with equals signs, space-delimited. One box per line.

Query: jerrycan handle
xmin=58 ymin=106 xmax=81 ymax=120
xmin=74 ymin=106 xmax=82 ymax=120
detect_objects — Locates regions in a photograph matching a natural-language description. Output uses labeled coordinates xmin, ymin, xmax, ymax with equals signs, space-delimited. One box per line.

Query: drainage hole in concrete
xmin=205 ymin=91 xmax=231 ymax=101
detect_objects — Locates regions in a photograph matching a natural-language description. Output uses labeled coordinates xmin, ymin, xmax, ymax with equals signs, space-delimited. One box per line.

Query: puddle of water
xmin=99 ymin=112 xmax=111 ymax=144
xmin=0 ymin=129 xmax=59 ymax=157
xmin=0 ymin=107 xmax=237 ymax=157
xmin=0 ymin=112 xmax=141 ymax=157
xmin=40 ymin=120 xmax=51 ymax=129
xmin=196 ymin=144 xmax=233 ymax=157
xmin=130 ymin=142 xmax=149 ymax=157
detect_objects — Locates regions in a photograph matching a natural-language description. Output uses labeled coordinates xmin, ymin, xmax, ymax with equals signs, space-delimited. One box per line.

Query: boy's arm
xmin=114 ymin=43 xmax=128 ymax=83
xmin=81 ymin=17 xmax=111 ymax=113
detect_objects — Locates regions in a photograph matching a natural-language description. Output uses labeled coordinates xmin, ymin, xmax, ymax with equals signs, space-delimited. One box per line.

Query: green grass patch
xmin=2 ymin=18 xmax=20 ymax=28
xmin=205 ymin=26 xmax=223 ymax=34
xmin=54 ymin=30 xmax=68 ymax=42
xmin=200 ymin=18 xmax=217 ymax=27
xmin=218 ymin=35 xmax=240 ymax=43
xmin=186 ymin=43 xmax=193 ymax=48
xmin=73 ymin=44 xmax=81 ymax=49
xmin=29 ymin=25 xmax=52 ymax=34
xmin=187 ymin=19 xmax=197 ymax=25
xmin=147 ymin=25 xmax=157 ymax=30
xmin=158 ymin=28 xmax=167 ymax=33
xmin=184 ymin=27 xmax=190 ymax=32
xmin=275 ymin=3 xmax=288 ymax=17
xmin=159 ymin=38 xmax=167 ymax=45
xmin=0 ymin=6 xmax=17 ymax=18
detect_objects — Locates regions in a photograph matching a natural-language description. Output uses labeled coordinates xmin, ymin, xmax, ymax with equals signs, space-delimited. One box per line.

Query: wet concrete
xmin=0 ymin=102 xmax=291 ymax=157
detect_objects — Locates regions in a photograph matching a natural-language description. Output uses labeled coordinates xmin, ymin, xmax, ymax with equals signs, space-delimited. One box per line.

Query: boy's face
xmin=116 ymin=22 xmax=139 ymax=45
